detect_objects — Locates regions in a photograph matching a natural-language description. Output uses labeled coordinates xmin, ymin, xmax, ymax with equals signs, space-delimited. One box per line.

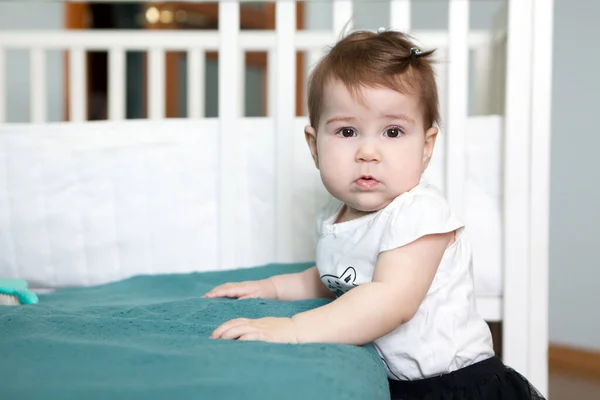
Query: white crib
xmin=0 ymin=0 xmax=553 ymax=397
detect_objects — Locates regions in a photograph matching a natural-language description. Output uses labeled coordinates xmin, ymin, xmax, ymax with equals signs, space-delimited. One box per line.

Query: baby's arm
xmin=291 ymin=232 xmax=453 ymax=345
xmin=204 ymin=266 xmax=333 ymax=301
xmin=270 ymin=267 xmax=335 ymax=300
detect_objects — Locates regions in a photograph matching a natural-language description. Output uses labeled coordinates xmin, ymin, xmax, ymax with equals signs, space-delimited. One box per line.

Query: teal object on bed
xmin=0 ymin=263 xmax=390 ymax=400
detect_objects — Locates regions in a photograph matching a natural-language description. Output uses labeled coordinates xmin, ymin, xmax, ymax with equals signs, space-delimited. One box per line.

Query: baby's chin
xmin=342 ymin=193 xmax=398 ymax=214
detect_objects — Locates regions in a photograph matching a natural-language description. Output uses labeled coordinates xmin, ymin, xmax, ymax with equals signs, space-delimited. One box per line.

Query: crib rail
xmin=0 ymin=0 xmax=492 ymax=270
xmin=0 ymin=29 xmax=496 ymax=122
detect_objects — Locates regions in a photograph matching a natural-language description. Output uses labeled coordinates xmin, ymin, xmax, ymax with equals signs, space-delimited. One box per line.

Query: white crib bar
xmin=267 ymin=50 xmax=276 ymax=117
xmin=30 ymin=48 xmax=47 ymax=123
xmin=187 ymin=48 xmax=205 ymax=119
xmin=390 ymin=0 xmax=411 ymax=31
xmin=239 ymin=49 xmax=246 ymax=117
xmin=502 ymin=0 xmax=534 ymax=377
xmin=333 ymin=0 xmax=353 ymax=37
xmin=274 ymin=1 xmax=296 ymax=263
xmin=108 ymin=48 xmax=125 ymax=120
xmin=445 ymin=0 xmax=469 ymax=220
xmin=218 ymin=1 xmax=240 ymax=269
xmin=148 ymin=48 xmax=165 ymax=119
xmin=69 ymin=48 xmax=86 ymax=122
xmin=528 ymin=0 xmax=553 ymax=395
xmin=0 ymin=48 xmax=4 ymax=123
xmin=0 ymin=31 xmax=494 ymax=54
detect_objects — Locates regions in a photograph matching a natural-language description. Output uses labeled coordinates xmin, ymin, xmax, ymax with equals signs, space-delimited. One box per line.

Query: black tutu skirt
xmin=388 ymin=356 xmax=545 ymax=400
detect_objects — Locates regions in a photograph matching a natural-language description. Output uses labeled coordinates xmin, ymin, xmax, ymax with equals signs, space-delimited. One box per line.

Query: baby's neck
xmin=334 ymin=204 xmax=377 ymax=224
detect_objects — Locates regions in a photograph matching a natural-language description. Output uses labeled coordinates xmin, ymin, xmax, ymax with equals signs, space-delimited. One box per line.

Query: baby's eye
xmin=338 ymin=128 xmax=356 ymax=138
xmin=384 ymin=127 xmax=403 ymax=138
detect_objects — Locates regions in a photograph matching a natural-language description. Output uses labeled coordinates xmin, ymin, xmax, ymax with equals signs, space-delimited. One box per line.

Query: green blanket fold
xmin=0 ymin=263 xmax=390 ymax=400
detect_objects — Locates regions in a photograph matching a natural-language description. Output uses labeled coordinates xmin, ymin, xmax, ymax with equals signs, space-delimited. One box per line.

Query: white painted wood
xmin=0 ymin=48 xmax=4 ymax=123
xmin=268 ymin=50 xmax=276 ymax=117
xmin=148 ymin=48 xmax=165 ymax=119
xmin=445 ymin=0 xmax=469 ymax=221
xmin=187 ymin=48 xmax=205 ymax=119
xmin=333 ymin=0 xmax=353 ymax=37
xmin=69 ymin=48 xmax=86 ymax=122
xmin=239 ymin=49 xmax=246 ymax=117
xmin=390 ymin=0 xmax=411 ymax=31
xmin=528 ymin=0 xmax=553 ymax=395
xmin=502 ymin=0 xmax=533 ymax=376
xmin=108 ymin=48 xmax=125 ymax=120
xmin=475 ymin=296 xmax=503 ymax=322
xmin=218 ymin=0 xmax=240 ymax=269
xmin=274 ymin=1 xmax=296 ymax=263
xmin=0 ymin=30 xmax=495 ymax=52
xmin=30 ymin=48 xmax=47 ymax=123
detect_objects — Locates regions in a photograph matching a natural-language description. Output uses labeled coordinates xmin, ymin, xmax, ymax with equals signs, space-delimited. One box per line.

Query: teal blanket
xmin=0 ymin=263 xmax=390 ymax=399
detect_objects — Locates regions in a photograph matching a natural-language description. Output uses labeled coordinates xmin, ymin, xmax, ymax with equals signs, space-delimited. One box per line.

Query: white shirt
xmin=315 ymin=179 xmax=495 ymax=380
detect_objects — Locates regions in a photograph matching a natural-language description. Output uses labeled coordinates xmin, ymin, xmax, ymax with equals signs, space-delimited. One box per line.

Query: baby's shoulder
xmin=378 ymin=181 xmax=464 ymax=252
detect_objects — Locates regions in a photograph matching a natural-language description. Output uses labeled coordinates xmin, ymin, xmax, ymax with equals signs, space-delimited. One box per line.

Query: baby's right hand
xmin=202 ymin=279 xmax=278 ymax=300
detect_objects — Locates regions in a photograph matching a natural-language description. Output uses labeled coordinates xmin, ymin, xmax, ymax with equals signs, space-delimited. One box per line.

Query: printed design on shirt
xmin=321 ymin=267 xmax=357 ymax=297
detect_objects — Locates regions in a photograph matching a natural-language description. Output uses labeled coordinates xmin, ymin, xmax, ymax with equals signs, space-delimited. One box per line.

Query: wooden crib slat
xmin=333 ymin=0 xmax=353 ymax=36
xmin=218 ymin=1 xmax=241 ymax=269
xmin=529 ymin=0 xmax=552 ymax=395
xmin=30 ymin=48 xmax=47 ymax=123
xmin=274 ymin=1 xmax=296 ymax=263
xmin=503 ymin=0 xmax=534 ymax=379
xmin=69 ymin=48 xmax=86 ymax=122
xmin=0 ymin=48 xmax=5 ymax=123
xmin=238 ymin=49 xmax=246 ymax=117
xmin=148 ymin=48 xmax=165 ymax=119
xmin=108 ymin=48 xmax=125 ymax=120
xmin=187 ymin=48 xmax=205 ymax=119
xmin=390 ymin=0 xmax=412 ymax=31
xmin=445 ymin=0 xmax=469 ymax=220
xmin=267 ymin=50 xmax=276 ymax=117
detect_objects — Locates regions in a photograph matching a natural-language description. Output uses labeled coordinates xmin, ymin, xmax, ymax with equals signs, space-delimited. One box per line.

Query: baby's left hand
xmin=210 ymin=317 xmax=299 ymax=343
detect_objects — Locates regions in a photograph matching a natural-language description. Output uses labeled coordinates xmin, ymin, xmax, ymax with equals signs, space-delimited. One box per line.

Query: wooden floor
xmin=549 ymin=370 xmax=600 ymax=399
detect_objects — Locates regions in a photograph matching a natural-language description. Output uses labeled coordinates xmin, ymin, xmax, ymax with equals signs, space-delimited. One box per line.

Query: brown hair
xmin=307 ymin=30 xmax=440 ymax=130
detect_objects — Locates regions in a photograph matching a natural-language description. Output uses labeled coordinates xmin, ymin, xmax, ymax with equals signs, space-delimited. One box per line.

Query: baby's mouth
xmin=355 ymin=175 xmax=380 ymax=189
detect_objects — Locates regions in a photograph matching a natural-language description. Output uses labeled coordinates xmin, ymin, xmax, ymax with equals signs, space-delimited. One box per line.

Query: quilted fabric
xmin=0 ymin=262 xmax=391 ymax=400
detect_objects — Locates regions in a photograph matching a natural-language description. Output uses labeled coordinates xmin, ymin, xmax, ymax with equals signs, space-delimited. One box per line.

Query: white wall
xmin=549 ymin=0 xmax=600 ymax=352
xmin=0 ymin=3 xmax=64 ymax=122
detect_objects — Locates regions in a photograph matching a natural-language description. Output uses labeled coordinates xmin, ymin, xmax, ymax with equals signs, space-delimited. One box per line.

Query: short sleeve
xmin=379 ymin=192 xmax=464 ymax=253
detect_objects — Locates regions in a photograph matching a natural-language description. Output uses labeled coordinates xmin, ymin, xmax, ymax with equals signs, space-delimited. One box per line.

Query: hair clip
xmin=410 ymin=47 xmax=423 ymax=59
xmin=377 ymin=26 xmax=386 ymax=33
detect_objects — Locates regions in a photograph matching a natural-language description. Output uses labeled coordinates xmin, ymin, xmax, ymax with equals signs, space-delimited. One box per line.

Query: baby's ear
xmin=304 ymin=125 xmax=319 ymax=169
xmin=422 ymin=126 xmax=439 ymax=170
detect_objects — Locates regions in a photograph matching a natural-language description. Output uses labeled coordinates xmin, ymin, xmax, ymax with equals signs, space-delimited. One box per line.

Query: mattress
xmin=0 ymin=262 xmax=390 ymax=400
xmin=0 ymin=116 xmax=503 ymax=299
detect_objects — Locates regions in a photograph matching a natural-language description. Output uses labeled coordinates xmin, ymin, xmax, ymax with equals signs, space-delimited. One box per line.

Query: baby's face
xmin=305 ymin=79 xmax=437 ymax=217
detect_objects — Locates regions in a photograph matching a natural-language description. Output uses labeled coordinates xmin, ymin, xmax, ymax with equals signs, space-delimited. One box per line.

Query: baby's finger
xmin=204 ymin=283 xmax=243 ymax=298
xmin=218 ymin=322 xmax=258 ymax=340
xmin=238 ymin=332 xmax=264 ymax=342
xmin=210 ymin=318 xmax=250 ymax=339
xmin=237 ymin=293 xmax=259 ymax=300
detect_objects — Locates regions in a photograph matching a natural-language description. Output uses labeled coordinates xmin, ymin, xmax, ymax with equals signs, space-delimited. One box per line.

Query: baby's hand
xmin=202 ymin=279 xmax=278 ymax=300
xmin=210 ymin=317 xmax=298 ymax=343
